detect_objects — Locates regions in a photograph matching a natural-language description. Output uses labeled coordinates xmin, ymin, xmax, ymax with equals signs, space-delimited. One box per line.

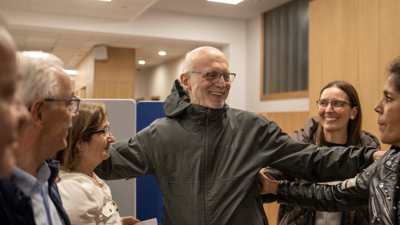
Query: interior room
xmin=1 ymin=0 xmax=399 ymax=224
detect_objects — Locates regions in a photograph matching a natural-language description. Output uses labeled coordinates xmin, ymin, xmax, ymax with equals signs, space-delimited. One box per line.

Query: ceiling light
xmin=207 ymin=0 xmax=244 ymax=5
xmin=158 ymin=51 xmax=166 ymax=56
xmin=98 ymin=0 xmax=112 ymax=2
xmin=64 ymin=70 xmax=77 ymax=75
xmin=138 ymin=60 xmax=145 ymax=65
xmin=22 ymin=51 xmax=49 ymax=59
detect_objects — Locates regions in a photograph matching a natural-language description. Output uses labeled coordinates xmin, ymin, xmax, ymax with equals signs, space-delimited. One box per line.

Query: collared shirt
xmin=13 ymin=163 xmax=64 ymax=225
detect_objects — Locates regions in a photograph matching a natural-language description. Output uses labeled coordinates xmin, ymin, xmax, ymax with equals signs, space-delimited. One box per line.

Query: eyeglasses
xmin=316 ymin=100 xmax=351 ymax=109
xmin=190 ymin=71 xmax=236 ymax=83
xmin=86 ymin=123 xmax=111 ymax=138
xmin=44 ymin=96 xmax=81 ymax=114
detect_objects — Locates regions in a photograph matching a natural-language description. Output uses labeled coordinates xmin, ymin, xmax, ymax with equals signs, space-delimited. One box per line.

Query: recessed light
xmin=159 ymin=51 xmax=166 ymax=56
xmin=64 ymin=70 xmax=77 ymax=75
xmin=138 ymin=60 xmax=145 ymax=65
xmin=207 ymin=0 xmax=244 ymax=5
xmin=22 ymin=51 xmax=49 ymax=59
xmin=98 ymin=0 xmax=112 ymax=2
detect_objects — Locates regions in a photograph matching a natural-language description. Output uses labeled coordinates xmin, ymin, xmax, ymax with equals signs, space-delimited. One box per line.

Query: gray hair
xmin=16 ymin=51 xmax=65 ymax=108
xmin=181 ymin=49 xmax=197 ymax=74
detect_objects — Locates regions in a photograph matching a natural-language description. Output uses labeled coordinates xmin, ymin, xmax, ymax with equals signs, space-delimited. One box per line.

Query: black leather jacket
xmin=262 ymin=116 xmax=381 ymax=225
xmin=276 ymin=146 xmax=400 ymax=225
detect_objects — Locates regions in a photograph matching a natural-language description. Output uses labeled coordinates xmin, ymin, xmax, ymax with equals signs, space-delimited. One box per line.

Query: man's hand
xmin=258 ymin=169 xmax=279 ymax=195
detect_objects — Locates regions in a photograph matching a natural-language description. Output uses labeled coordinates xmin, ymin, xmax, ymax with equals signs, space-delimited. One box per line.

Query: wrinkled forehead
xmin=192 ymin=52 xmax=229 ymax=71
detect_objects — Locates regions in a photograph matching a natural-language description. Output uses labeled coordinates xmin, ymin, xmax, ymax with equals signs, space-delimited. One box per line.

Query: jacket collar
xmin=164 ymin=79 xmax=229 ymax=123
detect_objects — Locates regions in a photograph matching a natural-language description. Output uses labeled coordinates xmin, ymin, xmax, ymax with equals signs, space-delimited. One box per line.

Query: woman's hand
xmin=258 ymin=169 xmax=279 ymax=195
xmin=122 ymin=216 xmax=140 ymax=225
xmin=372 ymin=150 xmax=386 ymax=162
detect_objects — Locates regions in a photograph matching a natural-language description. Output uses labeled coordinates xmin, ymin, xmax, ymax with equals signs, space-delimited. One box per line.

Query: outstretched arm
xmin=259 ymin=158 xmax=380 ymax=212
xmin=276 ymin=177 xmax=368 ymax=212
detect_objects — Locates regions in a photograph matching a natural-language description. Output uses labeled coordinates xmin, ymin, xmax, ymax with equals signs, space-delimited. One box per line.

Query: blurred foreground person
xmin=0 ymin=26 xmax=28 ymax=179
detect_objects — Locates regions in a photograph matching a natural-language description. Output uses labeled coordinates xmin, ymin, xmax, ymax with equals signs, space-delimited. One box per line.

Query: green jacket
xmin=95 ymin=79 xmax=377 ymax=225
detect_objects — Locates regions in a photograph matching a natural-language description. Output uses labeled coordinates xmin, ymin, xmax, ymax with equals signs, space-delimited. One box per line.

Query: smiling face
xmin=374 ymin=75 xmax=400 ymax=146
xmin=82 ymin=118 xmax=115 ymax=169
xmin=181 ymin=47 xmax=231 ymax=109
xmin=42 ymin=70 xmax=77 ymax=155
xmin=318 ymin=87 xmax=358 ymax=136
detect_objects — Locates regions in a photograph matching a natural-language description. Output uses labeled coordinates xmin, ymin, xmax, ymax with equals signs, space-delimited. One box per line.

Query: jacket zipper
xmin=371 ymin=196 xmax=378 ymax=223
xmin=205 ymin=108 xmax=211 ymax=225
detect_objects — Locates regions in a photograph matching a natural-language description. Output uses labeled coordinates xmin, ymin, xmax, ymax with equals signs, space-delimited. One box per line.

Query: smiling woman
xmin=54 ymin=101 xmax=140 ymax=225
xmin=259 ymin=57 xmax=400 ymax=225
xmin=261 ymin=80 xmax=380 ymax=225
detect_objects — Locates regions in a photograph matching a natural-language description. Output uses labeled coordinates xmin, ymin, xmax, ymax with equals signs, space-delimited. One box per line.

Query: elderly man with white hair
xmin=0 ymin=51 xmax=80 ymax=225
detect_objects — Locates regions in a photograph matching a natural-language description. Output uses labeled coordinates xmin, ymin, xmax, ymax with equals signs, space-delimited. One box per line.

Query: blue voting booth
xmin=136 ymin=101 xmax=165 ymax=225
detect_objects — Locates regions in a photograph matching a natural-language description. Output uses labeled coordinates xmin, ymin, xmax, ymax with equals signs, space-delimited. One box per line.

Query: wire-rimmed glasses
xmin=190 ymin=71 xmax=236 ymax=83
xmin=86 ymin=123 xmax=111 ymax=138
xmin=44 ymin=96 xmax=81 ymax=114
xmin=316 ymin=100 xmax=351 ymax=109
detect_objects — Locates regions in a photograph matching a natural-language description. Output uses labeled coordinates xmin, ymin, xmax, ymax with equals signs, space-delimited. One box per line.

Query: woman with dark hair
xmin=55 ymin=102 xmax=140 ymax=225
xmin=262 ymin=81 xmax=380 ymax=225
xmin=260 ymin=57 xmax=400 ymax=224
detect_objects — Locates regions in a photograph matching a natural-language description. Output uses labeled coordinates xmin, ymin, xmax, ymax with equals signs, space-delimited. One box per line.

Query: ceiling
xmin=0 ymin=0 xmax=290 ymax=70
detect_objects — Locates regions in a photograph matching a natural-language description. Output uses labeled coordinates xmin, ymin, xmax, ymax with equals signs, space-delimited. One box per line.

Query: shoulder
xmin=291 ymin=117 xmax=318 ymax=143
xmin=58 ymin=172 xmax=97 ymax=197
xmin=0 ymin=177 xmax=23 ymax=201
xmin=228 ymin=108 xmax=270 ymax=122
xmin=360 ymin=130 xmax=381 ymax=148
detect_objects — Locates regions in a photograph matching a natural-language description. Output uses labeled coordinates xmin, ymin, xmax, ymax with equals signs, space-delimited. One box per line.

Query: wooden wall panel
xmin=357 ymin=0 xmax=380 ymax=149
xmin=321 ymin=0 xmax=357 ymax=83
xmin=94 ymin=81 xmax=135 ymax=99
xmin=309 ymin=0 xmax=400 ymax=149
xmin=257 ymin=111 xmax=310 ymax=225
xmin=308 ymin=0 xmax=323 ymax=116
xmin=259 ymin=111 xmax=311 ymax=135
xmin=75 ymin=46 xmax=136 ymax=99
xmin=75 ymin=49 xmax=95 ymax=98
xmin=95 ymin=47 xmax=135 ymax=82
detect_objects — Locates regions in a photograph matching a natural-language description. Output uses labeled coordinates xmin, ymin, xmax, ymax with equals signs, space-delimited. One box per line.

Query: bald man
xmin=96 ymin=46 xmax=383 ymax=225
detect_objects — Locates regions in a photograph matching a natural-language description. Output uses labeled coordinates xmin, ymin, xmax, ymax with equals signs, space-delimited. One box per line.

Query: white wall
xmin=136 ymin=56 xmax=183 ymax=101
xmin=139 ymin=12 xmax=309 ymax=113
xmin=3 ymin=7 xmax=309 ymax=112
xmin=135 ymin=69 xmax=150 ymax=101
